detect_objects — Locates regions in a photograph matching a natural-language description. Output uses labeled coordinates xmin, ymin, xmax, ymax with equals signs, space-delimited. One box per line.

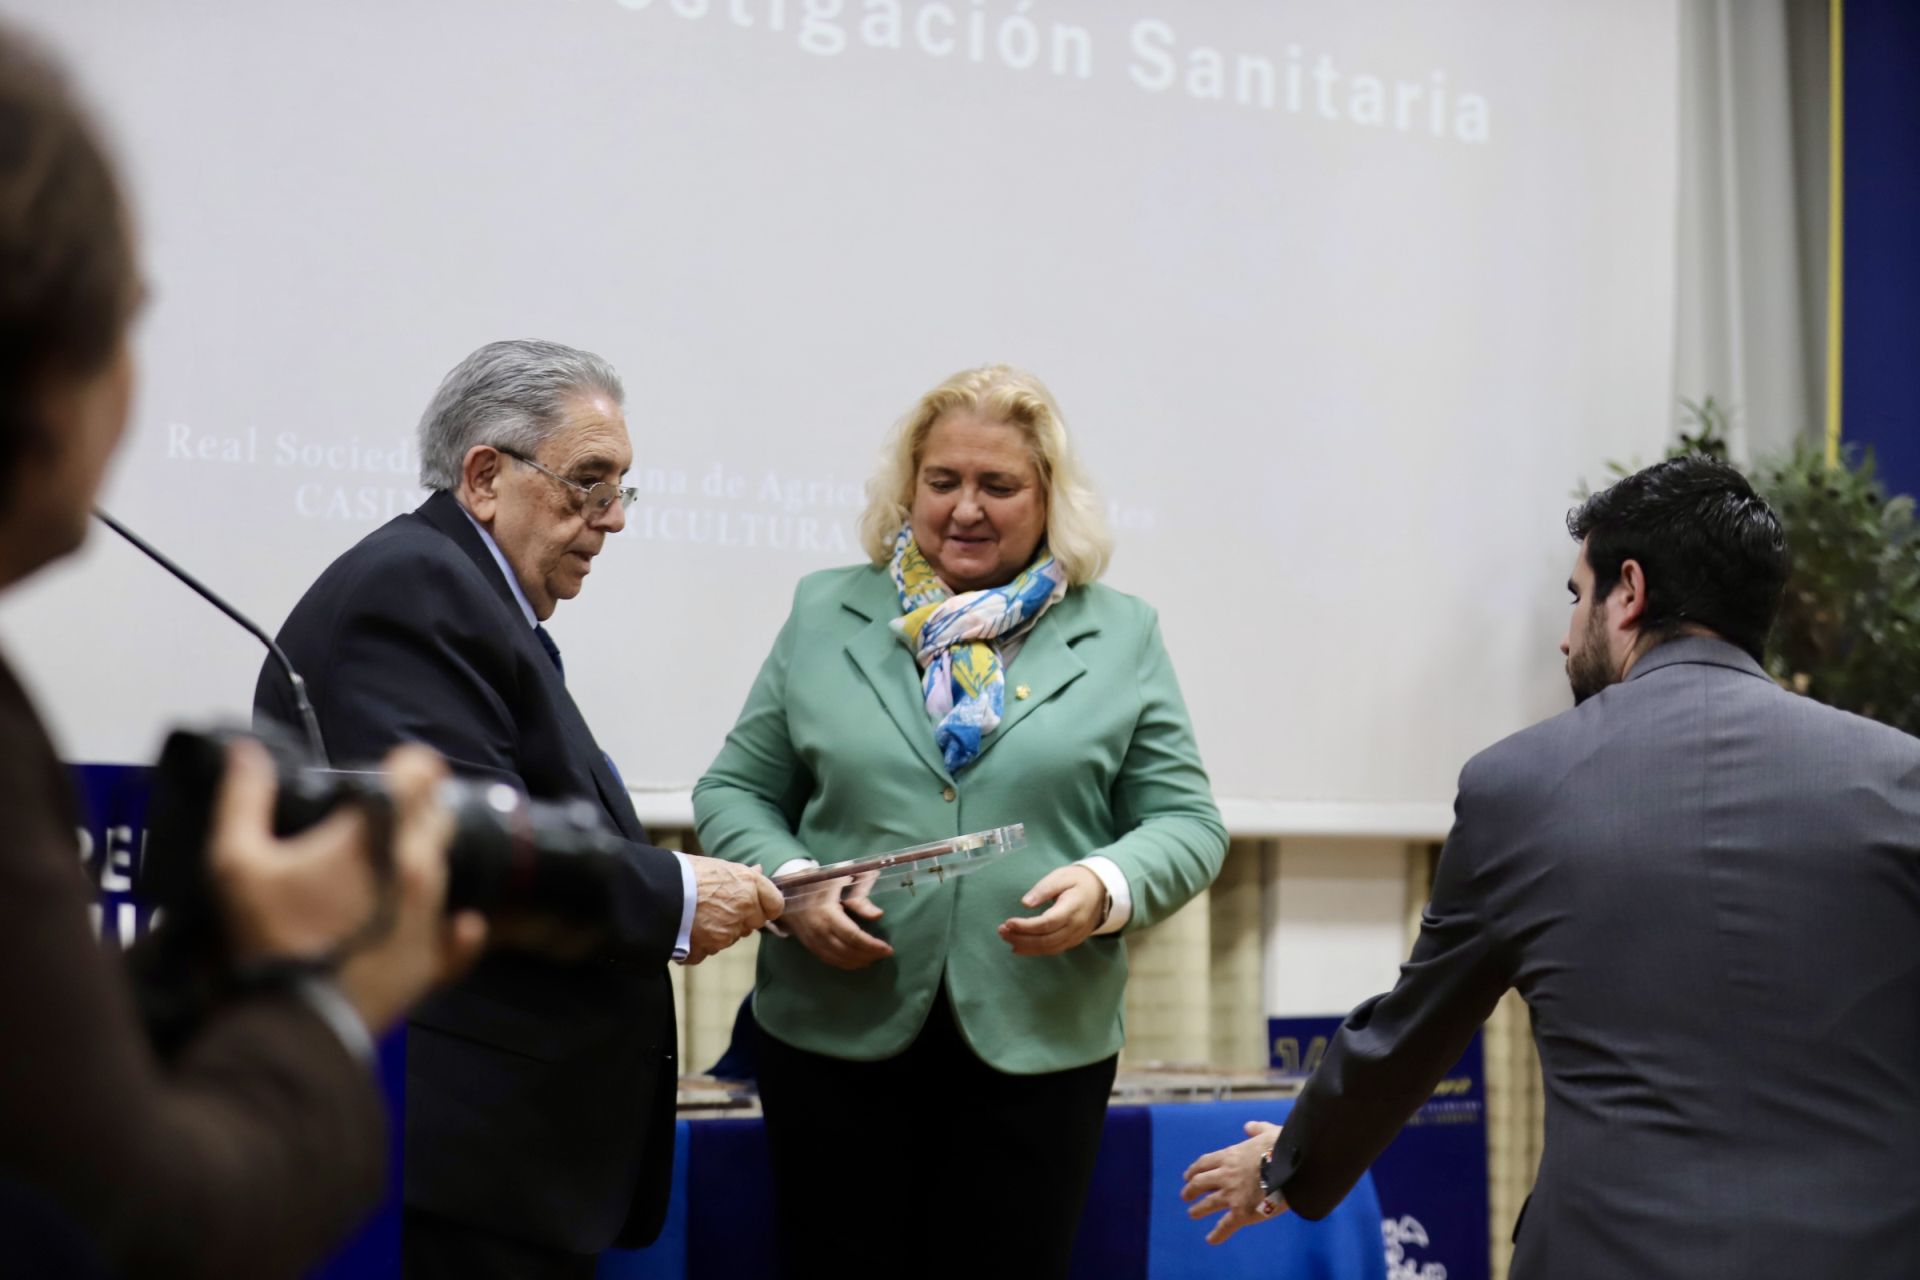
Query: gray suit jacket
xmin=1274 ymin=636 xmax=1920 ymax=1278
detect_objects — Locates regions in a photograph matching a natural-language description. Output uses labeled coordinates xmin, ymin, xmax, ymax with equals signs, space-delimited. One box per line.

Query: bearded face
xmin=1566 ymin=594 xmax=1619 ymax=705
xmin=1562 ymin=539 xmax=1626 ymax=706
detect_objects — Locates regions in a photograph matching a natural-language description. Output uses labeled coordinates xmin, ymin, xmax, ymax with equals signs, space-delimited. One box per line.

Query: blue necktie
xmin=533 ymin=624 xmax=564 ymax=680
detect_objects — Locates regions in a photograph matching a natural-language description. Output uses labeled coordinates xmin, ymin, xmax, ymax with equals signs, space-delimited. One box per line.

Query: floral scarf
xmin=888 ymin=524 xmax=1068 ymax=772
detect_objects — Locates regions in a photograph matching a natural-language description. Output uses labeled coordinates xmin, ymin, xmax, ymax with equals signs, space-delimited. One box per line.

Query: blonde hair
xmin=857 ymin=364 xmax=1113 ymax=586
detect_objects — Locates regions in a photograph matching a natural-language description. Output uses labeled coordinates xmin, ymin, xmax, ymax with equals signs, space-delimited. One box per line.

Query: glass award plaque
xmin=773 ymin=824 xmax=1026 ymax=907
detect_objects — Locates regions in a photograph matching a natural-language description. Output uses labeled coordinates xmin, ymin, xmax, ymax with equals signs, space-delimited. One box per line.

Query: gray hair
xmin=417 ymin=339 xmax=625 ymax=490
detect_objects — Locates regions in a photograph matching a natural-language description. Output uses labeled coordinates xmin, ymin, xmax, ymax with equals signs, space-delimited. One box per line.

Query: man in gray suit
xmin=1182 ymin=455 xmax=1920 ymax=1276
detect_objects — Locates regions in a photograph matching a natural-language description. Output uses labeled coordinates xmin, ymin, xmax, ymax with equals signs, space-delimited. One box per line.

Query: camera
xmin=141 ymin=724 xmax=632 ymax=956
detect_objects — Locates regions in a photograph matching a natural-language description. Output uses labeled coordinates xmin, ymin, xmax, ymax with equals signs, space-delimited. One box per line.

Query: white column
xmin=685 ymin=934 xmax=759 ymax=1076
xmin=1208 ymin=839 xmax=1270 ymax=1068
xmin=1122 ymin=888 xmax=1212 ymax=1066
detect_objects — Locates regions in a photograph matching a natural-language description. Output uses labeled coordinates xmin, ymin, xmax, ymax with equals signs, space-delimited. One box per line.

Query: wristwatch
xmin=1256 ymin=1140 xmax=1286 ymax=1215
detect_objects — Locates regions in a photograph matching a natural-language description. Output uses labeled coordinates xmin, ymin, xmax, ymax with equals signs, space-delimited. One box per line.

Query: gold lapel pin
xmin=1014 ymin=684 xmax=1031 ymax=700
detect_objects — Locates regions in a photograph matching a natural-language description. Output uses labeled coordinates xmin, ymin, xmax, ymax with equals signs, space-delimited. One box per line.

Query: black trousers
xmin=755 ymin=984 xmax=1118 ymax=1280
xmin=401 ymin=1210 xmax=596 ymax=1280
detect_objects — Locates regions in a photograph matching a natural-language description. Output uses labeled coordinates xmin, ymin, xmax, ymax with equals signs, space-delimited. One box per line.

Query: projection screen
xmin=0 ymin=0 xmax=1680 ymax=834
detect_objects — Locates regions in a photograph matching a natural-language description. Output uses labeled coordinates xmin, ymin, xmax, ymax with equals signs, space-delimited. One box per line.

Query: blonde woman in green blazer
xmin=693 ymin=365 xmax=1227 ymax=1275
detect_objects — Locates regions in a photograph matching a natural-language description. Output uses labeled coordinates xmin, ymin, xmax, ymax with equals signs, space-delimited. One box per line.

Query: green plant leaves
xmin=1598 ymin=400 xmax=1920 ymax=736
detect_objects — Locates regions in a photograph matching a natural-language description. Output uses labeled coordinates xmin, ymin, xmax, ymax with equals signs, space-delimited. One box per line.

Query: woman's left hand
xmin=999 ymin=865 xmax=1106 ymax=956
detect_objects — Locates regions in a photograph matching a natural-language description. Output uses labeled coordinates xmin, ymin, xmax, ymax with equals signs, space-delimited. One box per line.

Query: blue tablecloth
xmin=601 ymin=1099 xmax=1385 ymax=1280
xmin=1145 ymin=1100 xmax=1384 ymax=1280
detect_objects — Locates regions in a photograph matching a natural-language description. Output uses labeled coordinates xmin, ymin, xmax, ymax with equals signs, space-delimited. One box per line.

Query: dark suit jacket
xmin=1274 ymin=637 xmax=1920 ymax=1278
xmin=254 ymin=490 xmax=684 ymax=1254
xmin=0 ymin=649 xmax=385 ymax=1279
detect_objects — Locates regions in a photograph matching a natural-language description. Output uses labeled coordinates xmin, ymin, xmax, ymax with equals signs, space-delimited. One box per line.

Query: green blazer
xmin=693 ymin=564 xmax=1227 ymax=1074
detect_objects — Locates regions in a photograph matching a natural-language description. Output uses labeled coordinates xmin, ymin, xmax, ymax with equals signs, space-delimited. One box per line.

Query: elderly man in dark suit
xmin=1183 ymin=455 xmax=1920 ymax=1277
xmin=255 ymin=340 xmax=781 ymax=1279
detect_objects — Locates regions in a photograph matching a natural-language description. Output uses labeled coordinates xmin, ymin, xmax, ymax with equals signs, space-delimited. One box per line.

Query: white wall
xmin=1264 ymin=838 xmax=1413 ymax=1017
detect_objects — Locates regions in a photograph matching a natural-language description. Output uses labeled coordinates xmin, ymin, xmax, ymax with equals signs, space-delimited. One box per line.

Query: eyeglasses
xmin=500 ymin=449 xmax=639 ymax=514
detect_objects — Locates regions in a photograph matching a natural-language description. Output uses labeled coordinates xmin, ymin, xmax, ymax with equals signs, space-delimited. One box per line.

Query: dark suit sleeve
xmin=1273 ymin=759 xmax=1517 ymax=1219
xmin=270 ymin=549 xmax=684 ymax=964
xmin=298 ymin=552 xmax=525 ymax=785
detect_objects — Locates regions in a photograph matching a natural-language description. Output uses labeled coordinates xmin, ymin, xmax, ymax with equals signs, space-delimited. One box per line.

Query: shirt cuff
xmin=1077 ymin=855 xmax=1133 ymax=935
xmin=296 ymin=976 xmax=375 ymax=1066
xmin=670 ymin=851 xmax=698 ymax=963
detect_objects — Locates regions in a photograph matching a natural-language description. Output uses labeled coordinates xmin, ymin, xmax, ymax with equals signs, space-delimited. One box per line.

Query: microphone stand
xmin=92 ymin=507 xmax=329 ymax=766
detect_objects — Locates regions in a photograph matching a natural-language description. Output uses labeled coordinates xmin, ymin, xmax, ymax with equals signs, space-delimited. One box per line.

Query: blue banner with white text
xmin=1270 ymin=1016 xmax=1489 ymax=1280
xmin=71 ymin=763 xmax=162 ymax=948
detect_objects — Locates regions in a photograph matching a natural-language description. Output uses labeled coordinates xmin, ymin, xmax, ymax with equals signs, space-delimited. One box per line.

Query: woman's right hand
xmin=784 ymin=879 xmax=893 ymax=971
